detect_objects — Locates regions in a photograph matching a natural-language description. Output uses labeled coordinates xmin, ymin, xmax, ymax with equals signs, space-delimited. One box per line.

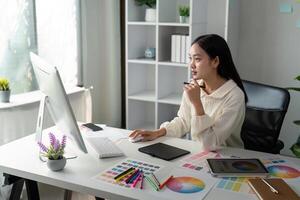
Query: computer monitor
xmin=30 ymin=52 xmax=88 ymax=153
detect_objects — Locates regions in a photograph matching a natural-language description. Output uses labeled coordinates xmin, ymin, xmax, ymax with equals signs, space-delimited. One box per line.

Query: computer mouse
xmin=128 ymin=135 xmax=144 ymax=143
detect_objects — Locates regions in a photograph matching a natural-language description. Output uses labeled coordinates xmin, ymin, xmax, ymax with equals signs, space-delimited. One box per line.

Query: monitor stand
xmin=36 ymin=94 xmax=77 ymax=162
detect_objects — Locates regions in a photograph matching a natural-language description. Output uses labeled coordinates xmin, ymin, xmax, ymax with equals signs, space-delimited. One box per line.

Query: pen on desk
xmin=140 ymin=172 xmax=144 ymax=189
xmin=128 ymin=169 xmax=141 ymax=184
xmin=131 ymin=172 xmax=142 ymax=188
xmin=114 ymin=167 xmax=134 ymax=180
xmin=145 ymin=176 xmax=159 ymax=191
xmin=151 ymin=173 xmax=160 ymax=187
xmin=125 ymin=169 xmax=140 ymax=184
xmin=159 ymin=175 xmax=173 ymax=190
xmin=261 ymin=178 xmax=279 ymax=194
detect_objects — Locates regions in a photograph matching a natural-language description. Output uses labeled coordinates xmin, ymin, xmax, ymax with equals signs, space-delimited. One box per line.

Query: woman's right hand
xmin=129 ymin=128 xmax=166 ymax=142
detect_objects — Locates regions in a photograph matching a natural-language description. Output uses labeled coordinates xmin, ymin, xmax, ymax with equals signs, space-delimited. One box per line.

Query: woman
xmin=129 ymin=34 xmax=247 ymax=150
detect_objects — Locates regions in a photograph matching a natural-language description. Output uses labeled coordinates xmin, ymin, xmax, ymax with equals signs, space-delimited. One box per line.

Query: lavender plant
xmin=38 ymin=133 xmax=67 ymax=160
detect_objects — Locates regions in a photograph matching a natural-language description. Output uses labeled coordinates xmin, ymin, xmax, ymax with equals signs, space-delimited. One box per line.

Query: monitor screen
xmin=30 ymin=52 xmax=88 ymax=153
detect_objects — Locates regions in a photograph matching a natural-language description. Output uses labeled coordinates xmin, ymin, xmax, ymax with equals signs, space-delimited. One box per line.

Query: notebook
xmin=85 ymin=137 xmax=125 ymax=158
xmin=248 ymin=178 xmax=299 ymax=200
xmin=138 ymin=143 xmax=190 ymax=161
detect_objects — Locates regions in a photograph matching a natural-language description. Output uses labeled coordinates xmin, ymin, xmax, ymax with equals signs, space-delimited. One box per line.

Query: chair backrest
xmin=241 ymin=80 xmax=290 ymax=153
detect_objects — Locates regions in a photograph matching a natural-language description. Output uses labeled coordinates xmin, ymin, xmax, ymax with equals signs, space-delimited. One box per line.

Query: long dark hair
xmin=192 ymin=34 xmax=248 ymax=102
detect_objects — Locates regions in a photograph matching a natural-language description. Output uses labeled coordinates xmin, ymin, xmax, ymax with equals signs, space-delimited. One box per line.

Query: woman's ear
xmin=212 ymin=56 xmax=220 ymax=69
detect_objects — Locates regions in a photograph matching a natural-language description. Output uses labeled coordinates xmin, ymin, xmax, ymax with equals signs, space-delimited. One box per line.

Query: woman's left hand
xmin=184 ymin=79 xmax=201 ymax=106
xmin=184 ymin=80 xmax=204 ymax=115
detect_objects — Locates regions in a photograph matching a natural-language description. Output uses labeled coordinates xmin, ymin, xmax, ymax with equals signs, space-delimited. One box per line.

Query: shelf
xmin=158 ymin=22 xmax=190 ymax=27
xmin=126 ymin=0 xmax=235 ymax=130
xmin=128 ymin=90 xmax=156 ymax=102
xmin=157 ymin=65 xmax=188 ymax=100
xmin=158 ymin=61 xmax=188 ymax=67
xmin=158 ymin=93 xmax=182 ymax=105
xmin=128 ymin=58 xmax=156 ymax=64
xmin=128 ymin=21 xmax=156 ymax=26
xmin=158 ymin=26 xmax=189 ymax=62
xmin=128 ymin=25 xmax=156 ymax=59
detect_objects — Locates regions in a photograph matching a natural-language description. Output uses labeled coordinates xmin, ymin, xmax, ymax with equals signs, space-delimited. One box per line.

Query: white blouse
xmin=160 ymin=79 xmax=245 ymax=151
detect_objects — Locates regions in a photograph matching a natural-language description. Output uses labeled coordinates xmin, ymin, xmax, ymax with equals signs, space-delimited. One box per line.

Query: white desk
xmin=0 ymin=127 xmax=299 ymax=200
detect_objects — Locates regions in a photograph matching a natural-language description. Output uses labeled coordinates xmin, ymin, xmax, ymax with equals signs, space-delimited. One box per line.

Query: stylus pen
xmin=261 ymin=178 xmax=279 ymax=194
xmin=140 ymin=172 xmax=144 ymax=189
xmin=114 ymin=167 xmax=134 ymax=180
xmin=145 ymin=176 xmax=159 ymax=191
xmin=151 ymin=173 xmax=160 ymax=186
xmin=159 ymin=175 xmax=173 ymax=190
xmin=183 ymin=81 xmax=205 ymax=88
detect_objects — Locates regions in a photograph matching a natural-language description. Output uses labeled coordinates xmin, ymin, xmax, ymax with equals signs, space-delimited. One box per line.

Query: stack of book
xmin=171 ymin=34 xmax=190 ymax=64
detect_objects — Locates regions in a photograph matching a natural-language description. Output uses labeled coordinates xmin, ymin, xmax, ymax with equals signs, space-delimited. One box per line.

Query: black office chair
xmin=241 ymin=80 xmax=290 ymax=154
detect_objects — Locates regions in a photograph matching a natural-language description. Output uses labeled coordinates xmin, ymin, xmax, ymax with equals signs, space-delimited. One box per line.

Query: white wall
xmin=237 ymin=0 xmax=300 ymax=156
xmin=81 ymin=0 xmax=122 ymax=127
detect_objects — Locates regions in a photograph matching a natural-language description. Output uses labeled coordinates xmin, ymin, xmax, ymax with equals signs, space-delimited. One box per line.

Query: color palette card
xmin=179 ymin=151 xmax=222 ymax=172
xmin=215 ymin=177 xmax=254 ymax=195
xmin=151 ymin=167 xmax=218 ymax=200
xmin=94 ymin=158 xmax=164 ymax=189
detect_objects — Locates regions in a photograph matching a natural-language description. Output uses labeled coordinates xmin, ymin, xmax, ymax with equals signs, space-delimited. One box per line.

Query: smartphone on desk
xmin=81 ymin=123 xmax=103 ymax=132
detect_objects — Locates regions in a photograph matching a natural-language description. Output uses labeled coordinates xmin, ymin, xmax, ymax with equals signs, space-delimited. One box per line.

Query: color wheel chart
xmin=166 ymin=177 xmax=205 ymax=193
xmin=262 ymin=157 xmax=300 ymax=179
xmin=151 ymin=167 xmax=218 ymax=200
xmin=180 ymin=151 xmax=222 ymax=172
xmin=261 ymin=157 xmax=300 ymax=195
xmin=94 ymin=158 xmax=163 ymax=189
xmin=232 ymin=161 xmax=259 ymax=171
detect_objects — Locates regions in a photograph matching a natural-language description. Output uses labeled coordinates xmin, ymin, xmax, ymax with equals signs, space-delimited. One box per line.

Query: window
xmin=0 ymin=0 xmax=79 ymax=94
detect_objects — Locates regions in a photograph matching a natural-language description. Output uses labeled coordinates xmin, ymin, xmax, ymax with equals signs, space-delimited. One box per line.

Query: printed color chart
xmin=180 ymin=151 xmax=222 ymax=172
xmin=166 ymin=176 xmax=205 ymax=193
xmin=94 ymin=158 xmax=163 ymax=189
xmin=215 ymin=177 xmax=253 ymax=195
xmin=262 ymin=158 xmax=300 ymax=179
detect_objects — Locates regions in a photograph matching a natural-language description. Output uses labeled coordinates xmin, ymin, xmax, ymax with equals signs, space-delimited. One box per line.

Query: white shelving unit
xmin=126 ymin=0 xmax=239 ymax=130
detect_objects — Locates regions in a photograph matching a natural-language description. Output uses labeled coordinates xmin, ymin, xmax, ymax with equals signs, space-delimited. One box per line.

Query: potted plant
xmin=178 ymin=5 xmax=190 ymax=23
xmin=0 ymin=77 xmax=10 ymax=103
xmin=287 ymin=75 xmax=300 ymax=158
xmin=38 ymin=133 xmax=67 ymax=171
xmin=135 ymin=0 xmax=156 ymax=22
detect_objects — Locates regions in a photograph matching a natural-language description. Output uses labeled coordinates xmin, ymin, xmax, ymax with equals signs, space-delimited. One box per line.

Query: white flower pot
xmin=145 ymin=8 xmax=156 ymax=22
xmin=47 ymin=157 xmax=66 ymax=171
xmin=179 ymin=16 xmax=189 ymax=23
xmin=0 ymin=90 xmax=10 ymax=103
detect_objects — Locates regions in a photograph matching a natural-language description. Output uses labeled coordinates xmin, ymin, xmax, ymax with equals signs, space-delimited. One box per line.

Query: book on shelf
xmin=170 ymin=34 xmax=190 ymax=64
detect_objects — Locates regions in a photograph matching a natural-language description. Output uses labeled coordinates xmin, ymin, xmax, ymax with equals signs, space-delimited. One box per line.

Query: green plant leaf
xmin=286 ymin=87 xmax=300 ymax=92
xmin=290 ymin=144 xmax=300 ymax=158
xmin=295 ymin=75 xmax=300 ymax=81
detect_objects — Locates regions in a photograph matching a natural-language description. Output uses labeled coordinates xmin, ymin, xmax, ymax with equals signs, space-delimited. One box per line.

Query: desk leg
xmin=25 ymin=179 xmax=40 ymax=200
xmin=9 ymin=179 xmax=24 ymax=200
xmin=3 ymin=174 xmax=40 ymax=200
xmin=95 ymin=197 xmax=105 ymax=200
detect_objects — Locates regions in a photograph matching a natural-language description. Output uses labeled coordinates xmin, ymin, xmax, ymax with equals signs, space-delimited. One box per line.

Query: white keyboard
xmin=85 ymin=137 xmax=124 ymax=158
